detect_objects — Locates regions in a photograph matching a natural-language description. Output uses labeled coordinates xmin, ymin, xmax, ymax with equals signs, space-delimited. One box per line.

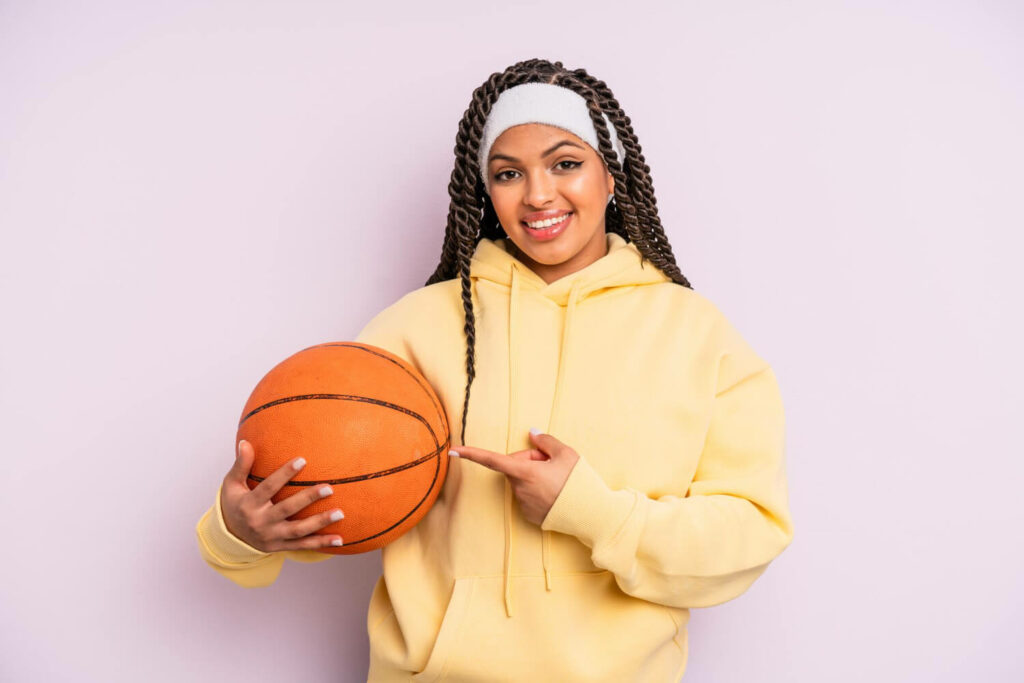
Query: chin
xmin=512 ymin=235 xmax=575 ymax=260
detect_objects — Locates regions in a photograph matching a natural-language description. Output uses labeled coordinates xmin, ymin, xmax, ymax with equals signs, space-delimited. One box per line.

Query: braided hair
xmin=424 ymin=58 xmax=693 ymax=446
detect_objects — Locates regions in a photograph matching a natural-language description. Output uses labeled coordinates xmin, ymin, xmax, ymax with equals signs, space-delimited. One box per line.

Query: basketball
xmin=235 ymin=342 xmax=450 ymax=555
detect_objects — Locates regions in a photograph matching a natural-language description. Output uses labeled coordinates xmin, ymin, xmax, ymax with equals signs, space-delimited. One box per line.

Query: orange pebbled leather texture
xmin=236 ymin=342 xmax=450 ymax=555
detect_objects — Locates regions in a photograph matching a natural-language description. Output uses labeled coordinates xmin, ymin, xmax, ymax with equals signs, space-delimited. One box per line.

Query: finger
xmin=225 ymin=439 xmax=255 ymax=488
xmin=269 ymin=482 xmax=339 ymax=523
xmin=249 ymin=452 xmax=308 ymax=506
xmin=449 ymin=445 xmax=502 ymax=469
xmin=509 ymin=448 xmax=549 ymax=462
xmin=452 ymin=446 xmax=522 ymax=477
xmin=528 ymin=430 xmax=565 ymax=457
xmin=282 ymin=507 xmax=346 ymax=541
xmin=274 ymin=529 xmax=344 ymax=552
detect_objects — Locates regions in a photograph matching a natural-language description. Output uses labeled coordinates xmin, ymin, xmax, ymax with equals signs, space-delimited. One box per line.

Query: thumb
xmin=528 ymin=428 xmax=565 ymax=457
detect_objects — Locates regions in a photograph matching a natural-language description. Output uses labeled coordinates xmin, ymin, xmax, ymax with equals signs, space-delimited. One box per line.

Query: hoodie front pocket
xmin=411 ymin=576 xmax=477 ymax=683
xmin=408 ymin=572 xmax=686 ymax=682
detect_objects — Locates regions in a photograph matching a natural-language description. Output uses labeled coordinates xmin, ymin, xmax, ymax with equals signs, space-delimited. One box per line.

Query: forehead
xmin=490 ymin=123 xmax=589 ymax=154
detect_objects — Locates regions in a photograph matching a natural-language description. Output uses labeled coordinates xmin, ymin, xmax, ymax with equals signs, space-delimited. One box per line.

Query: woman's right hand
xmin=219 ymin=439 xmax=345 ymax=552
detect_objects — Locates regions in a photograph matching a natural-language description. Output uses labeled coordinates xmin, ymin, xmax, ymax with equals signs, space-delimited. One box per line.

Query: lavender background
xmin=1 ymin=1 xmax=1021 ymax=681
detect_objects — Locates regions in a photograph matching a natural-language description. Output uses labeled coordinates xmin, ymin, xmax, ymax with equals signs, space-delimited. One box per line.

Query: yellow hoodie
xmin=195 ymin=231 xmax=794 ymax=681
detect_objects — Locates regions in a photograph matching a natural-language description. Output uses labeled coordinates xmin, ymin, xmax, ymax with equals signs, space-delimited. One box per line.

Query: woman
xmin=196 ymin=58 xmax=794 ymax=681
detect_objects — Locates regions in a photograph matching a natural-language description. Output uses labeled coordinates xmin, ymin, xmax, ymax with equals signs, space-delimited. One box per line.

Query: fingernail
xmin=293 ymin=457 xmax=306 ymax=470
xmin=448 ymin=450 xmax=460 ymax=457
xmin=331 ymin=538 xmax=343 ymax=546
xmin=237 ymin=440 xmax=246 ymax=455
xmin=529 ymin=427 xmax=540 ymax=435
xmin=319 ymin=486 xmax=332 ymax=497
xmin=329 ymin=509 xmax=344 ymax=522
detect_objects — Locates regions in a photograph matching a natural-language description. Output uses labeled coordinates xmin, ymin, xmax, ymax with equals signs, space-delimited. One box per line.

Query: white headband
xmin=477 ymin=82 xmax=626 ymax=198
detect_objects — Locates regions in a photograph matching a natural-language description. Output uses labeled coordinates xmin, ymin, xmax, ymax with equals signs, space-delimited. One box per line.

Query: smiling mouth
xmin=522 ymin=211 xmax=573 ymax=230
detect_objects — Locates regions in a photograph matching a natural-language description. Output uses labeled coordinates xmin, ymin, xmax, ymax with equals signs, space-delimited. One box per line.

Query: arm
xmin=195 ymin=483 xmax=333 ymax=589
xmin=540 ymin=321 xmax=794 ymax=609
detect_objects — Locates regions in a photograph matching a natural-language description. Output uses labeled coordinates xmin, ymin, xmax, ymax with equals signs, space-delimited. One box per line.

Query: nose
xmin=523 ymin=169 xmax=557 ymax=208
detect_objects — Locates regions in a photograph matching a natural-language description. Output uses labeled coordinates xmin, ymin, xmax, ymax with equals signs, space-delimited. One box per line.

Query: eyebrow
xmin=488 ymin=139 xmax=586 ymax=164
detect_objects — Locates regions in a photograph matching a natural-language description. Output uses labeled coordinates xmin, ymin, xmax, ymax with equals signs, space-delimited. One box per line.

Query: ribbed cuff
xmin=540 ymin=455 xmax=638 ymax=548
xmin=195 ymin=484 xmax=273 ymax=564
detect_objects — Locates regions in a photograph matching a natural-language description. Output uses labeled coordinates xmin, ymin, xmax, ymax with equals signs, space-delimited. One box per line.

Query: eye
xmin=493 ymin=161 xmax=581 ymax=183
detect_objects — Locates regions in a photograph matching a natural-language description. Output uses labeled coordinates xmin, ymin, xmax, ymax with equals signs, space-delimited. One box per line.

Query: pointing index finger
xmin=450 ymin=446 xmax=518 ymax=477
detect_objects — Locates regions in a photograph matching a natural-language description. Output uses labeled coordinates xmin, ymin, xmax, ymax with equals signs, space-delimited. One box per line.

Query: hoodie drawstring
xmin=503 ymin=261 xmax=584 ymax=618
xmin=503 ymin=263 xmax=521 ymax=617
xmin=544 ymin=280 xmax=582 ymax=590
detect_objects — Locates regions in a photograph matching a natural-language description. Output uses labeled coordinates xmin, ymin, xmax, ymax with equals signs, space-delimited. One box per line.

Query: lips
xmin=522 ymin=209 xmax=572 ymax=224
xmin=521 ymin=211 xmax=572 ymax=241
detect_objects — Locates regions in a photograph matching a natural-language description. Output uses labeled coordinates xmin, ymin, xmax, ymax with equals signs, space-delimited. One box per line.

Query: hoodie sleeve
xmin=540 ymin=310 xmax=794 ymax=609
xmin=195 ymin=483 xmax=334 ymax=588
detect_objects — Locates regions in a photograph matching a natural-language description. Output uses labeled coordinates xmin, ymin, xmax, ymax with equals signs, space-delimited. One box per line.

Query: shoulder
xmin=354 ymin=279 xmax=463 ymax=358
xmin=650 ymin=282 xmax=771 ymax=386
xmin=366 ymin=279 xmax=463 ymax=326
xmin=645 ymin=282 xmax=735 ymax=338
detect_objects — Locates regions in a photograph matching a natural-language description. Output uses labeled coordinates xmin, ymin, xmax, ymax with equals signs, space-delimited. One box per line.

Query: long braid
xmin=567 ymin=70 xmax=690 ymax=285
xmin=425 ymin=59 xmax=692 ymax=445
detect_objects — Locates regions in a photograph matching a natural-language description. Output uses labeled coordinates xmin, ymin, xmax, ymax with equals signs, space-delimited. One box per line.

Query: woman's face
xmin=485 ymin=123 xmax=615 ymax=284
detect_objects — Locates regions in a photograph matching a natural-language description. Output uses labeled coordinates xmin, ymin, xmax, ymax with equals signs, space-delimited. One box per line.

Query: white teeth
xmin=525 ymin=212 xmax=570 ymax=229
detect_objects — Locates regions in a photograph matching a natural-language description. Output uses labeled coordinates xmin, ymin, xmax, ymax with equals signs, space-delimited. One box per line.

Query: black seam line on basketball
xmin=246 ymin=445 xmax=442 ymax=485
xmin=256 ymin=435 xmax=448 ymax=547
xmin=301 ymin=343 xmax=448 ymax=442
xmin=238 ymin=394 xmax=438 ymax=453
xmin=239 ymin=393 xmax=439 ymax=465
xmin=310 ymin=342 xmax=446 ymax=425
xmin=322 ymin=435 xmax=447 ymax=547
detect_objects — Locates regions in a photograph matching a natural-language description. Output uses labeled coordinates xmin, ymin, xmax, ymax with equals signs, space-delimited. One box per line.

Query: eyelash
xmin=494 ymin=160 xmax=582 ymax=183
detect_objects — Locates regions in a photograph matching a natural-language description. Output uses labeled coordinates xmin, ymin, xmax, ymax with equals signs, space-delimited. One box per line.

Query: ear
xmin=606 ymin=170 xmax=615 ymax=196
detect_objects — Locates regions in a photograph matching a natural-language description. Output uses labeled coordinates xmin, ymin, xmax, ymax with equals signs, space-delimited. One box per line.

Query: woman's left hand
xmin=449 ymin=429 xmax=580 ymax=526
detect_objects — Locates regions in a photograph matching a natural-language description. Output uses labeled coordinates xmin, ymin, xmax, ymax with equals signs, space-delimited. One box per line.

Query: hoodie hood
xmin=469 ymin=232 xmax=670 ymax=306
xmin=469 ymin=232 xmax=671 ymax=617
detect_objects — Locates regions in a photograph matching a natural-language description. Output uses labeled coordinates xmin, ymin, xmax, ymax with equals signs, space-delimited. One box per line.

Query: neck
xmin=505 ymin=230 xmax=609 ymax=285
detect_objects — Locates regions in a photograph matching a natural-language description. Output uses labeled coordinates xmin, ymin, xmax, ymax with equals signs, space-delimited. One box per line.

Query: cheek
xmin=567 ymin=168 xmax=610 ymax=205
xmin=562 ymin=185 xmax=603 ymax=212
xmin=490 ymin=194 xmax=519 ymax=224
